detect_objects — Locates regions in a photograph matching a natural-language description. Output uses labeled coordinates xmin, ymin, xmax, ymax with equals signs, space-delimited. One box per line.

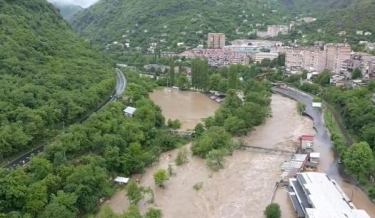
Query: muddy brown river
xmin=105 ymin=90 xmax=375 ymax=217
xmin=149 ymin=88 xmax=220 ymax=130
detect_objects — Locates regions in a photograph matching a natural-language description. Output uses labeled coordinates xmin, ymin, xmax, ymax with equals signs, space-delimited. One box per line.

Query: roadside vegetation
xmin=0 ymin=72 xmax=186 ymax=217
xmin=0 ymin=0 xmax=115 ymax=162
xmin=324 ymin=109 xmax=347 ymax=157
xmin=277 ymin=69 xmax=375 ymax=200
xmin=297 ymin=102 xmax=305 ymax=115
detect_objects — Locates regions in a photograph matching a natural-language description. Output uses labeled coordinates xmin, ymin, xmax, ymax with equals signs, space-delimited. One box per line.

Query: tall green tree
xmin=228 ymin=65 xmax=239 ymax=90
xmin=169 ymin=61 xmax=175 ymax=86
xmin=315 ymin=70 xmax=331 ymax=86
xmin=264 ymin=203 xmax=281 ymax=218
xmin=153 ymin=169 xmax=169 ymax=187
xmin=191 ymin=59 xmax=209 ymax=91
xmin=209 ymin=74 xmax=222 ymax=91
xmin=352 ymin=68 xmax=362 ymax=79
xmin=177 ymin=73 xmax=190 ymax=90
xmin=126 ymin=180 xmax=144 ymax=204
xmin=345 ymin=142 xmax=375 ymax=180
xmin=206 ymin=149 xmax=228 ymax=171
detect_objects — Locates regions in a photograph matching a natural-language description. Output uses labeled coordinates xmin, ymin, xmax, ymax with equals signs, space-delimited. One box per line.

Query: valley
xmin=106 ymin=92 xmax=312 ymax=218
xmin=2 ymin=0 xmax=375 ymax=217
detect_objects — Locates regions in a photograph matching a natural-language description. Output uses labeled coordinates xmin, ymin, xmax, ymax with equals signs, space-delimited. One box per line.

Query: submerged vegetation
xmin=190 ymin=63 xmax=272 ymax=170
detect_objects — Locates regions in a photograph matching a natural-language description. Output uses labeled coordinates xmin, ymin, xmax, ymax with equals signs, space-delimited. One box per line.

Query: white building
xmin=312 ymin=102 xmax=322 ymax=108
xmin=309 ymin=152 xmax=320 ymax=163
xmin=124 ymin=106 xmax=136 ymax=117
xmin=114 ymin=177 xmax=129 ymax=184
xmin=254 ymin=52 xmax=279 ymax=62
xmin=289 ymin=172 xmax=370 ymax=218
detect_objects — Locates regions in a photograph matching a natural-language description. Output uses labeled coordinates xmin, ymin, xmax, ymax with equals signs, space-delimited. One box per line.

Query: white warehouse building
xmin=288 ymin=172 xmax=370 ymax=218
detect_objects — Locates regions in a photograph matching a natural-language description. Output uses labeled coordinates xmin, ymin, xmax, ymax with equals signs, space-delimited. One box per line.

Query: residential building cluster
xmin=341 ymin=52 xmax=375 ymax=79
xmin=285 ymin=43 xmax=351 ymax=74
xmin=179 ymin=48 xmax=249 ymax=66
xmin=179 ymin=35 xmax=284 ymax=66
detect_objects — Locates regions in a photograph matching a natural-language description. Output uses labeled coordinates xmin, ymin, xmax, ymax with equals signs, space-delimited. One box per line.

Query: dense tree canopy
xmin=0 ymin=0 xmax=115 ymax=159
xmin=344 ymin=142 xmax=375 ymax=180
xmin=71 ymin=0 xmax=292 ymax=53
xmin=0 ymin=72 xmax=184 ymax=217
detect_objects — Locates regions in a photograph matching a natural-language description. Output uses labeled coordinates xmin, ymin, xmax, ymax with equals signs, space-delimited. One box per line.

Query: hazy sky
xmin=48 ymin=0 xmax=100 ymax=8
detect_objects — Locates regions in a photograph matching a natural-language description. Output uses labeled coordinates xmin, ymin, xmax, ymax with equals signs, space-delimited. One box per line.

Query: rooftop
xmin=301 ymin=135 xmax=314 ymax=141
xmin=310 ymin=152 xmax=320 ymax=159
xmin=114 ymin=176 xmax=129 ymax=184
xmin=292 ymin=173 xmax=370 ymax=218
xmin=124 ymin=106 xmax=137 ymax=115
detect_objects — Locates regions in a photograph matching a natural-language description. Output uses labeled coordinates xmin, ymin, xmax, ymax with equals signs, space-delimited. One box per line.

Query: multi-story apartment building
xmin=253 ymin=52 xmax=279 ymax=63
xmin=179 ymin=49 xmax=249 ymax=66
xmin=324 ymin=43 xmax=351 ymax=74
xmin=207 ymin=33 xmax=226 ymax=49
xmin=285 ymin=44 xmax=351 ymax=73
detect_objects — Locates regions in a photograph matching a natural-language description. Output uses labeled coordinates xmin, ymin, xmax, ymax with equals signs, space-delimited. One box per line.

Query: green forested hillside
xmin=0 ymin=0 xmax=115 ymax=159
xmin=51 ymin=2 xmax=83 ymax=20
xmin=70 ymin=0 xmax=291 ymax=50
xmin=280 ymin=0 xmax=375 ymax=45
xmin=70 ymin=0 xmax=375 ymax=51
xmin=280 ymin=0 xmax=357 ymax=13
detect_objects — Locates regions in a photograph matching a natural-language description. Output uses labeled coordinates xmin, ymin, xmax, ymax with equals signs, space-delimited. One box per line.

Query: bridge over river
xmin=240 ymin=144 xmax=295 ymax=155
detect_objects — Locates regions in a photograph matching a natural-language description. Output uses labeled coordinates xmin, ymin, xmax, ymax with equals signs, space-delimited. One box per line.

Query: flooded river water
xmin=106 ymin=89 xmax=375 ymax=217
xmin=149 ymin=88 xmax=219 ymax=130
xmin=108 ymin=90 xmax=312 ymax=217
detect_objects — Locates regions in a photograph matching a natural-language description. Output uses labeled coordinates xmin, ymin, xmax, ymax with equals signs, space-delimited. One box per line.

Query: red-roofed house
xmin=300 ymin=135 xmax=314 ymax=151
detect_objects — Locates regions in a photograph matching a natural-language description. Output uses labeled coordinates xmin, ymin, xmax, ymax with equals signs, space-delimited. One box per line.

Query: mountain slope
xmin=279 ymin=0 xmax=375 ymax=45
xmin=51 ymin=2 xmax=83 ymax=20
xmin=279 ymin=0 xmax=356 ymax=13
xmin=0 ymin=0 xmax=115 ymax=159
xmin=71 ymin=0 xmax=292 ymax=50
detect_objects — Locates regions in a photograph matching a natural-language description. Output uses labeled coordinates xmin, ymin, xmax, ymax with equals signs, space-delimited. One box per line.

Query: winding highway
xmin=4 ymin=68 xmax=127 ymax=168
xmin=271 ymin=86 xmax=354 ymax=184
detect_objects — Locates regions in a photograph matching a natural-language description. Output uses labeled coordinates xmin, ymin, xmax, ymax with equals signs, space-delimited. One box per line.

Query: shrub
xmin=264 ymin=203 xmax=281 ymax=218
xmin=175 ymin=148 xmax=188 ymax=165
xmin=193 ymin=182 xmax=203 ymax=191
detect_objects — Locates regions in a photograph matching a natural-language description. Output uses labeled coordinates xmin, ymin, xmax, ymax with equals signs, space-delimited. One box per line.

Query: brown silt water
xmin=105 ymin=91 xmax=375 ymax=217
xmin=149 ymin=88 xmax=219 ymax=130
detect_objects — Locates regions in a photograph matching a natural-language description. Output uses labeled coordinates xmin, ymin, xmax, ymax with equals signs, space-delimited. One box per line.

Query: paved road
xmin=115 ymin=68 xmax=126 ymax=97
xmin=4 ymin=68 xmax=127 ymax=168
xmin=272 ymin=86 xmax=355 ymax=184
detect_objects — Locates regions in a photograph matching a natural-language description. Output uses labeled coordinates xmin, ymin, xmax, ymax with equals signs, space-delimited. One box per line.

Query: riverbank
xmin=272 ymin=86 xmax=375 ymax=216
xmin=106 ymin=93 xmax=314 ymax=217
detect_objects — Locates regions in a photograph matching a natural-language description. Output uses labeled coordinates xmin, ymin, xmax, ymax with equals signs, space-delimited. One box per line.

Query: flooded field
xmin=149 ymin=88 xmax=219 ymax=130
xmin=107 ymin=93 xmax=316 ymax=217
